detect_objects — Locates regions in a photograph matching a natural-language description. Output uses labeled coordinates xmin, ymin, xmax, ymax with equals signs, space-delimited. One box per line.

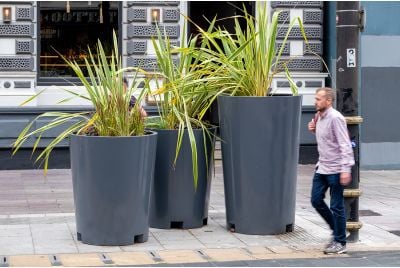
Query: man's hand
xmin=308 ymin=118 xmax=316 ymax=133
xmin=340 ymin=172 xmax=352 ymax=186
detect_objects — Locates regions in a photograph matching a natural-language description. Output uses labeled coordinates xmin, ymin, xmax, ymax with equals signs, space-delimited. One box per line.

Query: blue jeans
xmin=311 ymin=172 xmax=346 ymax=245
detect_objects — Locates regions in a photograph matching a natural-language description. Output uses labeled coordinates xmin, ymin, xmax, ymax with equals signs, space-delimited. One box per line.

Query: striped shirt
xmin=315 ymin=107 xmax=355 ymax=174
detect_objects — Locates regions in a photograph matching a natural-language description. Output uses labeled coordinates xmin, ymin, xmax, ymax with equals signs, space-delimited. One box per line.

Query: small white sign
xmin=290 ymin=41 xmax=303 ymax=56
xmin=347 ymin=48 xmax=356 ymax=68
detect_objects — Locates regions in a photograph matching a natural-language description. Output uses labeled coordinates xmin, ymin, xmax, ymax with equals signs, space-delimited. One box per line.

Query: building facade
xmin=0 ymin=1 xmax=397 ymax=170
xmin=359 ymin=2 xmax=400 ymax=169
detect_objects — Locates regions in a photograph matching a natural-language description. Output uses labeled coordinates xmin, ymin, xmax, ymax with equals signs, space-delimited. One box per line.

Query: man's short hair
xmin=316 ymin=87 xmax=336 ymax=102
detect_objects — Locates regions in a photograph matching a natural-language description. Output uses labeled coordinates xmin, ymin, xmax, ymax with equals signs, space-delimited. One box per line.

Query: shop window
xmin=39 ymin=1 xmax=119 ymax=83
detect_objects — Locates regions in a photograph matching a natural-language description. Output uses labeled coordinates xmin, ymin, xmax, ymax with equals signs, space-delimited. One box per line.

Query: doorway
xmin=188 ymin=1 xmax=254 ymax=38
xmin=187 ymin=2 xmax=255 ymax=126
xmin=38 ymin=1 xmax=120 ymax=82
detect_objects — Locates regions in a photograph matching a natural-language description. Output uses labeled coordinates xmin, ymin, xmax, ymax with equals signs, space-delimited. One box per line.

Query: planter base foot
xmin=134 ymin=234 xmax=146 ymax=243
xmin=151 ymin=218 xmax=208 ymax=230
xmin=76 ymin=232 xmax=148 ymax=246
xmin=228 ymin=223 xmax=235 ymax=232
xmin=170 ymin=221 xmax=184 ymax=229
xmin=286 ymin=224 xmax=294 ymax=232
xmin=226 ymin=222 xmax=295 ymax=235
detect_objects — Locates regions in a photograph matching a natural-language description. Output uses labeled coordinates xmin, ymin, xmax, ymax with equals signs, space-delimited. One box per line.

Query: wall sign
xmin=347 ymin=48 xmax=356 ymax=68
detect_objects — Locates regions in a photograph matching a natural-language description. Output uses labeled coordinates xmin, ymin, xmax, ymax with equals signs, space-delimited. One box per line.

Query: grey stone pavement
xmin=0 ymin=159 xmax=400 ymax=265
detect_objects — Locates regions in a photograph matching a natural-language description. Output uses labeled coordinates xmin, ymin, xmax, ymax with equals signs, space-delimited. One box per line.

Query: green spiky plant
xmin=197 ymin=2 xmax=309 ymax=97
xmin=12 ymin=31 xmax=147 ymax=173
xmin=145 ymin=23 xmax=222 ymax=189
xmin=144 ymin=2 xmax=310 ymax=187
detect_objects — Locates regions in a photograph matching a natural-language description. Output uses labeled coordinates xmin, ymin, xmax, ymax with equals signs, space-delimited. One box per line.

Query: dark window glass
xmin=39 ymin=1 xmax=119 ymax=79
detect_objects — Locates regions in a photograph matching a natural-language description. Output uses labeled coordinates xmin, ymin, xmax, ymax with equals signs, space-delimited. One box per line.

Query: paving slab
xmin=202 ymin=248 xmax=255 ymax=262
xmin=0 ymin=164 xmax=400 ymax=265
xmin=108 ymin=251 xmax=158 ymax=265
xmin=58 ymin=253 xmax=105 ymax=267
xmin=160 ymin=239 xmax=207 ymax=250
xmin=0 ymin=236 xmax=34 ymax=255
xmin=8 ymin=255 xmax=51 ymax=267
xmin=76 ymin=242 xmax=123 ymax=254
xmin=157 ymin=249 xmax=207 ymax=264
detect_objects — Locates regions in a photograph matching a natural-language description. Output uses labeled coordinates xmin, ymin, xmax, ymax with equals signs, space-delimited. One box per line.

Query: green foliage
xmin=13 ymin=31 xmax=146 ymax=174
xmin=197 ymin=2 xmax=308 ymax=96
xmin=146 ymin=23 xmax=220 ymax=189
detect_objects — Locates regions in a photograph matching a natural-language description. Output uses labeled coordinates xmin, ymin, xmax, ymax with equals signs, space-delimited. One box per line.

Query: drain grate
xmin=48 ymin=255 xmax=62 ymax=266
xmin=389 ymin=230 xmax=400 ymax=237
xmin=148 ymin=251 xmax=163 ymax=262
xmin=278 ymin=225 xmax=327 ymax=245
xmin=359 ymin=209 xmax=382 ymax=216
xmin=99 ymin=253 xmax=113 ymax=264
xmin=0 ymin=256 xmax=9 ymax=267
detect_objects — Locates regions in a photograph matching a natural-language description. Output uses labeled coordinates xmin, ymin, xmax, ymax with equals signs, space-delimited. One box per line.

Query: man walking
xmin=308 ymin=87 xmax=355 ymax=254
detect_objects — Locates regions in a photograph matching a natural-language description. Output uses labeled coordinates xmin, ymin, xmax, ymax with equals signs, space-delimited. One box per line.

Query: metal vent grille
xmin=127 ymin=57 xmax=179 ymax=71
xmin=127 ymin=41 xmax=147 ymax=55
xmin=16 ymin=40 xmax=33 ymax=54
xmin=0 ymin=25 xmax=33 ymax=37
xmin=276 ymin=9 xmax=322 ymax=24
xmin=128 ymin=25 xmax=180 ymax=38
xmin=277 ymin=25 xmax=322 ymax=40
xmin=277 ymin=10 xmax=290 ymax=23
xmin=0 ymin=57 xmax=33 ymax=71
xmin=271 ymin=1 xmax=323 ymax=8
xmin=16 ymin=7 xmax=33 ymax=21
xmin=127 ymin=8 xmax=147 ymax=22
xmin=127 ymin=1 xmax=179 ymax=7
xmin=276 ymin=42 xmax=290 ymax=55
xmin=304 ymin=10 xmax=323 ymax=24
xmin=304 ymin=42 xmax=323 ymax=55
xmin=277 ymin=57 xmax=323 ymax=71
xmin=163 ymin=8 xmax=180 ymax=22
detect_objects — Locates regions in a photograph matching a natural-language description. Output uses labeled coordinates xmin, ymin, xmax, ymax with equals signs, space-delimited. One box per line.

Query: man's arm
xmin=332 ymin=116 xmax=355 ymax=185
xmin=308 ymin=112 xmax=319 ymax=133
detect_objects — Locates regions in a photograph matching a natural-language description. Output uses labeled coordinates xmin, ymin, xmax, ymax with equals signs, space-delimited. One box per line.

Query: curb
xmin=3 ymin=248 xmax=351 ymax=267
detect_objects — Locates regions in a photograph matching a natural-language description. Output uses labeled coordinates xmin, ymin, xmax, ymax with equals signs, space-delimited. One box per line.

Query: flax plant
xmin=12 ymin=31 xmax=146 ymax=172
xmin=198 ymin=2 xmax=308 ymax=96
xmin=146 ymin=24 xmax=220 ymax=188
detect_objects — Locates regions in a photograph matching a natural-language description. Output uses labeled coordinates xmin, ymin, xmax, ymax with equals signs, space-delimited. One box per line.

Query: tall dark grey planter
xmin=218 ymin=95 xmax=302 ymax=235
xmin=150 ymin=128 xmax=216 ymax=229
xmin=70 ymin=132 xmax=157 ymax=246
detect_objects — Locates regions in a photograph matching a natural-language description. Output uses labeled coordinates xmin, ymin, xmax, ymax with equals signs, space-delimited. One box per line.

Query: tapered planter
xmin=70 ymin=132 xmax=157 ymax=245
xmin=150 ymin=128 xmax=216 ymax=229
xmin=218 ymin=95 xmax=302 ymax=235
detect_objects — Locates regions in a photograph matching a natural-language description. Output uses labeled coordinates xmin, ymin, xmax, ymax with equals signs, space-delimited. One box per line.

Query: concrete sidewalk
xmin=0 ymin=162 xmax=399 ymax=266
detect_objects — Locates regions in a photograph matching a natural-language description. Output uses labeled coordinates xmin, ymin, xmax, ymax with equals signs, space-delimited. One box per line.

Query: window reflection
xmin=40 ymin=1 xmax=119 ymax=78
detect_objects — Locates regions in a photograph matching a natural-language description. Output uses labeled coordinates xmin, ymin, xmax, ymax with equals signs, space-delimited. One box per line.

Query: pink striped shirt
xmin=315 ymin=107 xmax=355 ymax=174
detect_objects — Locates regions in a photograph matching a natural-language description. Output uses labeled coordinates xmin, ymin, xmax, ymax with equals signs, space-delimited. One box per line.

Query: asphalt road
xmin=145 ymin=250 xmax=400 ymax=267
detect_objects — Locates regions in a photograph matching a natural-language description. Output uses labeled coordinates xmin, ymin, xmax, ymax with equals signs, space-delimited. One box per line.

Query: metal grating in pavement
xmin=0 ymin=256 xmax=8 ymax=267
xmin=278 ymin=225 xmax=327 ymax=246
xmin=359 ymin=209 xmax=382 ymax=217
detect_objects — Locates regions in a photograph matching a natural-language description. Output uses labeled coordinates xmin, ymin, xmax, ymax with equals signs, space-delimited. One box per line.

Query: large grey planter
xmin=150 ymin=128 xmax=216 ymax=229
xmin=218 ymin=95 xmax=302 ymax=235
xmin=70 ymin=132 xmax=157 ymax=246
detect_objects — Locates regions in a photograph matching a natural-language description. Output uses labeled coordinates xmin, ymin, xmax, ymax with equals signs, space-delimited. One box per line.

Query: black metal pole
xmin=336 ymin=1 xmax=363 ymax=243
